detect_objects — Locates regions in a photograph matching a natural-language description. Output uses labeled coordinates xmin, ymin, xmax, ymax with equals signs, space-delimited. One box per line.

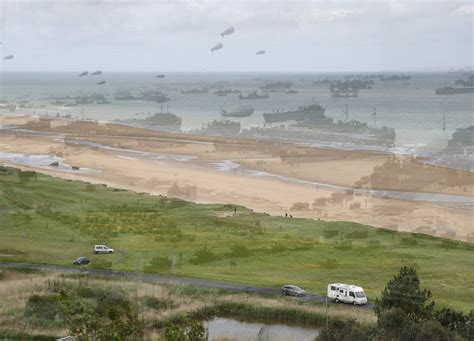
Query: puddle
xmin=0 ymin=152 xmax=95 ymax=173
xmin=205 ymin=317 xmax=319 ymax=341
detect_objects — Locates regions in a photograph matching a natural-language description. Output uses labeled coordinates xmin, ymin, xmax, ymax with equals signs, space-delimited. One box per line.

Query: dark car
xmin=73 ymin=257 xmax=90 ymax=266
xmin=281 ymin=285 xmax=306 ymax=297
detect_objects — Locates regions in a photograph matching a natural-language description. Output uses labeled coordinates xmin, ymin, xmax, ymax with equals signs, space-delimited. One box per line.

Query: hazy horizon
xmin=0 ymin=0 xmax=472 ymax=73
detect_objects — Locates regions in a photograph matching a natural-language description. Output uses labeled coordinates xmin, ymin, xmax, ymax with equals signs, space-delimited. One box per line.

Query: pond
xmin=205 ymin=317 xmax=319 ymax=341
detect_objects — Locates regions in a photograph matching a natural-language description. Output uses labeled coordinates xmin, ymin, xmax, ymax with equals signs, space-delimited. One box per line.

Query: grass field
xmin=0 ymin=167 xmax=473 ymax=312
xmin=0 ymin=268 xmax=376 ymax=339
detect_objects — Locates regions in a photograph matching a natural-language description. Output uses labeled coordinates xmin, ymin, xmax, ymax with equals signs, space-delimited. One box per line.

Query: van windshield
xmin=355 ymin=292 xmax=365 ymax=298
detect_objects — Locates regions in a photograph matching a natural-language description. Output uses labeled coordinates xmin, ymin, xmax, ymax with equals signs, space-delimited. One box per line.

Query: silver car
xmin=281 ymin=285 xmax=306 ymax=297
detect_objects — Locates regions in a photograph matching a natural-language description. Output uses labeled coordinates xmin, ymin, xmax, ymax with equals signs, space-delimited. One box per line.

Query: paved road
xmin=0 ymin=262 xmax=372 ymax=309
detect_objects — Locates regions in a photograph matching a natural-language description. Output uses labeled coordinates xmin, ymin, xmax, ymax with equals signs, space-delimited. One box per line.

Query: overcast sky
xmin=0 ymin=0 xmax=472 ymax=72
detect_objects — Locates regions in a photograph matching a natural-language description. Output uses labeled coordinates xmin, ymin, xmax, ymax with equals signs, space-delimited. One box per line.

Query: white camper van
xmin=327 ymin=283 xmax=367 ymax=305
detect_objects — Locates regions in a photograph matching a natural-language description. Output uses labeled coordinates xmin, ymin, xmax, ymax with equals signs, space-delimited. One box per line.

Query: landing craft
xmin=3 ymin=54 xmax=14 ymax=60
xmin=156 ymin=74 xmax=165 ymax=78
xmin=79 ymin=71 xmax=88 ymax=77
xmin=91 ymin=70 xmax=102 ymax=75
xmin=97 ymin=80 xmax=106 ymax=85
xmin=211 ymin=42 xmax=223 ymax=53
xmin=220 ymin=26 xmax=235 ymax=37
xmin=256 ymin=50 xmax=266 ymax=55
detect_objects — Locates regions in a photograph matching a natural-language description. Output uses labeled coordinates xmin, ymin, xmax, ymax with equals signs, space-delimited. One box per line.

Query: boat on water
xmin=284 ymin=89 xmax=298 ymax=94
xmin=331 ymin=91 xmax=358 ymax=98
xmin=446 ymin=125 xmax=474 ymax=154
xmin=239 ymin=91 xmax=269 ymax=100
xmin=220 ymin=104 xmax=254 ymax=118
xmin=263 ymin=103 xmax=327 ymax=124
xmin=213 ymin=89 xmax=241 ymax=96
xmin=181 ymin=88 xmax=209 ymax=94
xmin=194 ymin=120 xmax=241 ymax=136
xmin=260 ymin=81 xmax=292 ymax=91
xmin=251 ymin=103 xmax=396 ymax=147
xmin=435 ymin=86 xmax=474 ymax=95
xmin=379 ymin=74 xmax=410 ymax=81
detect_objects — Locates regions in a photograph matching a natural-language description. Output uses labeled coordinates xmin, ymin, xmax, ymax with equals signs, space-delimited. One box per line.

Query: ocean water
xmin=0 ymin=71 xmax=473 ymax=157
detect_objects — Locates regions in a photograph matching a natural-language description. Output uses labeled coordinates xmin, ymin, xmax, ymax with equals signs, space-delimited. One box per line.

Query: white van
xmin=327 ymin=283 xmax=367 ymax=305
xmin=93 ymin=245 xmax=114 ymax=254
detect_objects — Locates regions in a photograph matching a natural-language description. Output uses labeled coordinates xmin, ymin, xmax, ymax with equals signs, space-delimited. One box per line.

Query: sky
xmin=0 ymin=0 xmax=472 ymax=72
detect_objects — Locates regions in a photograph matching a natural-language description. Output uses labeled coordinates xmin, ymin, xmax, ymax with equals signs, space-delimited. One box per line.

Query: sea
xmin=0 ymin=71 xmax=473 ymax=170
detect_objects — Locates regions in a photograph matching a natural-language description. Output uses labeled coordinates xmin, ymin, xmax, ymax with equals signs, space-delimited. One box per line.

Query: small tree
xmin=164 ymin=319 xmax=208 ymax=341
xmin=60 ymin=290 xmax=144 ymax=340
xmin=374 ymin=266 xmax=434 ymax=320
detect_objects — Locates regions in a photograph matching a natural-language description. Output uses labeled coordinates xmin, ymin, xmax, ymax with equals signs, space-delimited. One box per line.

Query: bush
xmin=323 ymin=229 xmax=340 ymax=239
xmin=143 ymin=296 xmax=176 ymax=310
xmin=189 ymin=247 xmax=219 ymax=265
xmin=400 ymin=237 xmax=418 ymax=246
xmin=144 ymin=256 xmax=173 ymax=272
xmin=225 ymin=244 xmax=253 ymax=258
xmin=318 ymin=319 xmax=374 ymax=341
xmin=24 ymin=295 xmax=61 ymax=321
xmin=164 ymin=319 xmax=208 ymax=341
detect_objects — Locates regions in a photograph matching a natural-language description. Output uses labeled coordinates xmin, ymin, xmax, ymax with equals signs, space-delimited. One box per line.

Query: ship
xmin=260 ymin=81 xmax=292 ymax=90
xmin=331 ymin=91 xmax=358 ymax=98
xmin=239 ymin=91 xmax=269 ymax=100
xmin=435 ymin=86 xmax=474 ymax=95
xmin=284 ymin=90 xmax=298 ymax=94
xmin=115 ymin=89 xmax=170 ymax=103
xmin=156 ymin=74 xmax=166 ymax=78
xmin=91 ymin=70 xmax=102 ymax=76
xmin=329 ymin=79 xmax=373 ymax=91
xmin=246 ymin=103 xmax=396 ymax=147
xmin=117 ymin=111 xmax=182 ymax=132
xmin=446 ymin=125 xmax=474 ymax=154
xmin=379 ymin=74 xmax=410 ymax=81
xmin=181 ymin=88 xmax=209 ymax=95
xmin=213 ymin=89 xmax=241 ymax=96
xmin=220 ymin=104 xmax=254 ymax=118
xmin=194 ymin=120 xmax=241 ymax=137
xmin=263 ymin=103 xmax=327 ymax=124
xmin=454 ymin=75 xmax=474 ymax=87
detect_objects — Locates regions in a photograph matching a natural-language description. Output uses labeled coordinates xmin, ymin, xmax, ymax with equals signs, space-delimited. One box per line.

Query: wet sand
xmin=1 ymin=114 xmax=473 ymax=242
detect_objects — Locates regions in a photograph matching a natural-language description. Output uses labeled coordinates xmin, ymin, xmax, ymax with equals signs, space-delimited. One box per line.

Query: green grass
xmin=1 ymin=167 xmax=473 ymax=312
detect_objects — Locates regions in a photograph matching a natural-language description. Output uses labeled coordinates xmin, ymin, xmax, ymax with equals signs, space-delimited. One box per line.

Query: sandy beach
xmin=1 ymin=114 xmax=473 ymax=242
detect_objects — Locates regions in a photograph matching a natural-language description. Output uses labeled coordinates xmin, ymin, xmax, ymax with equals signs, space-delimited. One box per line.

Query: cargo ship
xmin=263 ymin=103 xmax=327 ymax=124
xmin=435 ymin=86 xmax=474 ymax=95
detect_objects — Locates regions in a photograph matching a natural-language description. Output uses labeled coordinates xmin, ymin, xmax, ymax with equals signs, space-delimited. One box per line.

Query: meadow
xmin=0 ymin=167 xmax=473 ymax=312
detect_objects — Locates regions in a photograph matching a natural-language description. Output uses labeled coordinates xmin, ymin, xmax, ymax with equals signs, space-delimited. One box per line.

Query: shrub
xmin=143 ymin=296 xmax=176 ymax=310
xmin=323 ymin=229 xmax=340 ymax=239
xmin=144 ymin=256 xmax=173 ymax=272
xmin=24 ymin=295 xmax=61 ymax=321
xmin=317 ymin=319 xmax=374 ymax=341
xmin=225 ymin=244 xmax=253 ymax=258
xmin=400 ymin=237 xmax=418 ymax=246
xmin=164 ymin=319 xmax=208 ymax=341
xmin=189 ymin=247 xmax=219 ymax=265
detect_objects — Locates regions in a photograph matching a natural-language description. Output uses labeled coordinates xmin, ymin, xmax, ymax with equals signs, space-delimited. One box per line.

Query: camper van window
xmin=331 ymin=286 xmax=336 ymax=291
xmin=339 ymin=290 xmax=344 ymax=294
xmin=355 ymin=292 xmax=366 ymax=298
xmin=349 ymin=292 xmax=355 ymax=297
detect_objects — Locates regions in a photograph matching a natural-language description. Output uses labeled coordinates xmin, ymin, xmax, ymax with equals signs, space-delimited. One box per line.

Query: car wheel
xmin=335 ymin=298 xmax=339 ymax=303
xmin=353 ymin=301 xmax=357 ymax=306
